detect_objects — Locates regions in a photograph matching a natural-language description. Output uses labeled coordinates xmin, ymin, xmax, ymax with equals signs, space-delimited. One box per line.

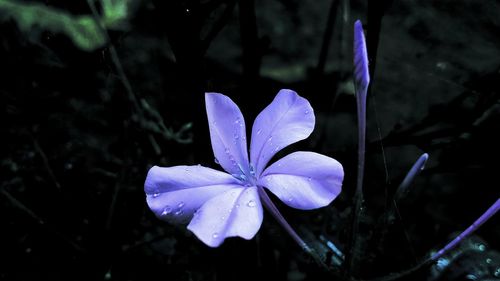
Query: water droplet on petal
xmin=308 ymin=177 xmax=312 ymax=182
xmin=161 ymin=207 xmax=172 ymax=216
xmin=249 ymin=164 xmax=255 ymax=176
xmin=235 ymin=204 xmax=240 ymax=208
xmin=256 ymin=129 xmax=262 ymax=135
xmin=152 ymin=193 xmax=160 ymax=198
xmin=304 ymin=110 xmax=309 ymax=114
xmin=267 ymin=136 xmax=273 ymax=142
xmin=288 ymin=198 xmax=294 ymax=202
xmin=214 ymin=158 xmax=220 ymax=164
xmin=247 ymin=200 xmax=256 ymax=207
xmin=174 ymin=209 xmax=183 ymax=216
xmin=212 ymin=233 xmax=219 ymax=239
xmin=178 ymin=202 xmax=185 ymax=208
xmin=221 ymin=216 xmax=225 ymax=220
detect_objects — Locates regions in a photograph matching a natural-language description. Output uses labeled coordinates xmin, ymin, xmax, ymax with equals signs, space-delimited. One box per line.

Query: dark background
xmin=1 ymin=0 xmax=499 ymax=280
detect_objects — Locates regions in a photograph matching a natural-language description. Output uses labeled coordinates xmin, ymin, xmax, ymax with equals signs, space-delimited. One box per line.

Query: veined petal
xmin=187 ymin=186 xmax=263 ymax=247
xmin=145 ymin=165 xmax=242 ymax=224
xmin=206 ymin=93 xmax=250 ymax=178
xmin=250 ymin=89 xmax=314 ymax=177
xmin=258 ymin=152 xmax=343 ymax=210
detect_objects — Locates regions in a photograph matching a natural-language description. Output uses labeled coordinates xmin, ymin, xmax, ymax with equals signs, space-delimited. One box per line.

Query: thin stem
xmin=431 ymin=198 xmax=500 ymax=261
xmin=86 ymin=0 xmax=141 ymax=113
xmin=358 ymin=198 xmax=500 ymax=281
xmin=316 ymin=0 xmax=340 ymax=74
xmin=257 ymin=187 xmax=330 ymax=270
xmin=33 ymin=137 xmax=61 ymax=191
xmin=0 ymin=189 xmax=86 ymax=253
xmin=344 ymin=95 xmax=366 ymax=272
xmin=345 ymin=20 xmax=370 ymax=275
xmin=257 ymin=187 xmax=310 ymax=252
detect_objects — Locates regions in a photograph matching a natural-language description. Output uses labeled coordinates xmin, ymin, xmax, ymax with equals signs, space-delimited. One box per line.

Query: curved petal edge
xmin=250 ymin=89 xmax=315 ymax=177
xmin=258 ymin=151 xmax=343 ymax=210
xmin=187 ymin=186 xmax=263 ymax=247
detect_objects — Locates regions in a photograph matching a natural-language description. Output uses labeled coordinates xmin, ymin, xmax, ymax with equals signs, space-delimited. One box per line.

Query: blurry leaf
xmin=101 ymin=0 xmax=132 ymax=29
xmin=0 ymin=0 xmax=133 ymax=51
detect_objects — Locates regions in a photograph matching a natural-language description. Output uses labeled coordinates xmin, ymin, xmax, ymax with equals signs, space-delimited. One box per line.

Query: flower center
xmin=232 ymin=163 xmax=257 ymax=187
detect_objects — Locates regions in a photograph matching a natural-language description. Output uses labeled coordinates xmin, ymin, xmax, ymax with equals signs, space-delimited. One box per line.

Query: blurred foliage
xmin=0 ymin=0 xmax=134 ymax=51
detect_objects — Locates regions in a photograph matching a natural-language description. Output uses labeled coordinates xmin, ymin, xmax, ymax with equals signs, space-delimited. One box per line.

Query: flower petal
xmin=206 ymin=93 xmax=250 ymax=178
xmin=145 ymin=165 xmax=242 ymax=224
xmin=250 ymin=89 xmax=314 ymax=177
xmin=258 ymin=152 xmax=343 ymax=210
xmin=187 ymin=186 xmax=263 ymax=247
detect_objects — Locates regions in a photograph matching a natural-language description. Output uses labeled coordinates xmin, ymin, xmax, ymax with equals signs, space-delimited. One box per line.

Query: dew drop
xmin=247 ymin=200 xmax=256 ymax=207
xmin=161 ymin=207 xmax=172 ymax=216
xmin=288 ymin=198 xmax=294 ymax=202
xmin=235 ymin=203 xmax=240 ymax=208
xmin=212 ymin=233 xmax=219 ymax=239
xmin=174 ymin=209 xmax=183 ymax=216
xmin=304 ymin=110 xmax=309 ymax=114
xmin=152 ymin=193 xmax=160 ymax=198
xmin=178 ymin=202 xmax=185 ymax=208
xmin=221 ymin=216 xmax=225 ymax=220
xmin=249 ymin=164 xmax=255 ymax=176
xmin=256 ymin=129 xmax=262 ymax=135
xmin=214 ymin=158 xmax=220 ymax=164
xmin=307 ymin=177 xmax=312 ymax=182
xmin=267 ymin=136 xmax=273 ymax=142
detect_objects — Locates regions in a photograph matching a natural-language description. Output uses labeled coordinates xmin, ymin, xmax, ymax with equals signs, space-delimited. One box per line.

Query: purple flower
xmin=145 ymin=89 xmax=344 ymax=247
